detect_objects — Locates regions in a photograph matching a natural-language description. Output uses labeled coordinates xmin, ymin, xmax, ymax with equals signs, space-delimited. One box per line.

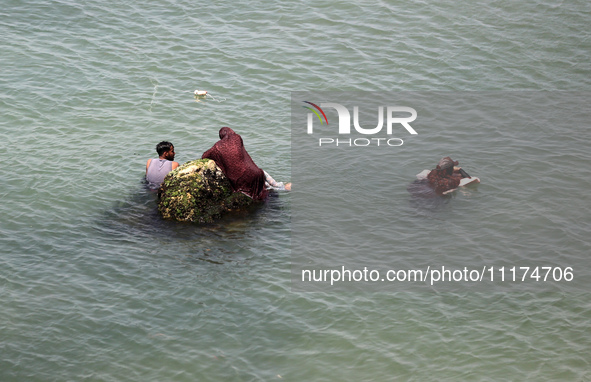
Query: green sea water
xmin=1 ymin=0 xmax=590 ymax=381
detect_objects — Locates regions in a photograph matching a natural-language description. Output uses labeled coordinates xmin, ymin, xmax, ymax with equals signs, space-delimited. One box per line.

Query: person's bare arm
xmin=146 ymin=159 xmax=152 ymax=175
xmin=172 ymin=161 xmax=179 ymax=170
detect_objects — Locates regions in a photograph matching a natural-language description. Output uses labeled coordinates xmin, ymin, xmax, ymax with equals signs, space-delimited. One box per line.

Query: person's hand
xmin=285 ymin=183 xmax=292 ymax=191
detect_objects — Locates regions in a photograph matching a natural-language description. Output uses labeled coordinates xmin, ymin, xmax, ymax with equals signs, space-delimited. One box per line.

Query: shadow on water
xmin=406 ymin=179 xmax=453 ymax=217
xmin=406 ymin=179 xmax=481 ymax=219
xmin=95 ymin=180 xmax=290 ymax=263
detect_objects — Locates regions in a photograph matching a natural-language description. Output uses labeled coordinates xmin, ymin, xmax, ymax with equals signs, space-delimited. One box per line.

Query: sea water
xmin=1 ymin=0 xmax=590 ymax=380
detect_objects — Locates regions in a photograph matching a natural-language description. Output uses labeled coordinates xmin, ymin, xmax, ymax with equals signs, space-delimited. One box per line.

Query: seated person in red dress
xmin=202 ymin=127 xmax=269 ymax=200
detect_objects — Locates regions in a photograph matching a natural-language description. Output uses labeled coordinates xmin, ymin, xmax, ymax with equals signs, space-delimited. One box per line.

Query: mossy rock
xmin=158 ymin=159 xmax=255 ymax=223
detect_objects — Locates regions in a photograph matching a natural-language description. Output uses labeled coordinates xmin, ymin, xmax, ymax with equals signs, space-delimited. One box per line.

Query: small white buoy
xmin=194 ymin=90 xmax=208 ymax=96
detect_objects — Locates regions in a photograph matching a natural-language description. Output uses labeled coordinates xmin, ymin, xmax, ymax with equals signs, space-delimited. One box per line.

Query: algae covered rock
xmin=157 ymin=159 xmax=255 ymax=223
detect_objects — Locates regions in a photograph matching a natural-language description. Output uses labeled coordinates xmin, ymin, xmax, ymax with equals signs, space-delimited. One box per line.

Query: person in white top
xmin=145 ymin=141 xmax=179 ymax=187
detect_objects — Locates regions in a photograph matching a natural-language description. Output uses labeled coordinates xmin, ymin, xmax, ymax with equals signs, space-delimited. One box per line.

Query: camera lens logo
xmin=302 ymin=101 xmax=328 ymax=126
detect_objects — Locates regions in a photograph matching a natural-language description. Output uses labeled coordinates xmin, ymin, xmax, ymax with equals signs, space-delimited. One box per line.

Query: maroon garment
xmin=202 ymin=127 xmax=268 ymax=200
xmin=427 ymin=168 xmax=461 ymax=194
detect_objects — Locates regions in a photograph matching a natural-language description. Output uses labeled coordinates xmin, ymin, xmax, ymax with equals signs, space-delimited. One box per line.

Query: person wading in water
xmin=146 ymin=141 xmax=179 ymax=188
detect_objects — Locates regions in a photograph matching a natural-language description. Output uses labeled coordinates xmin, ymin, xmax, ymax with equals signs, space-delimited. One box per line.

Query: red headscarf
xmin=202 ymin=127 xmax=268 ymax=200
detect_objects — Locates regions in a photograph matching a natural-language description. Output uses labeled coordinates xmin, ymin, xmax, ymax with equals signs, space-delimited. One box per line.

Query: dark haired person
xmin=146 ymin=141 xmax=179 ymax=188
xmin=427 ymin=156 xmax=465 ymax=194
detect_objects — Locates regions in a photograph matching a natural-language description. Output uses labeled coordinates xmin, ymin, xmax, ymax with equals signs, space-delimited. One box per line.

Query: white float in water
xmin=416 ymin=169 xmax=480 ymax=194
